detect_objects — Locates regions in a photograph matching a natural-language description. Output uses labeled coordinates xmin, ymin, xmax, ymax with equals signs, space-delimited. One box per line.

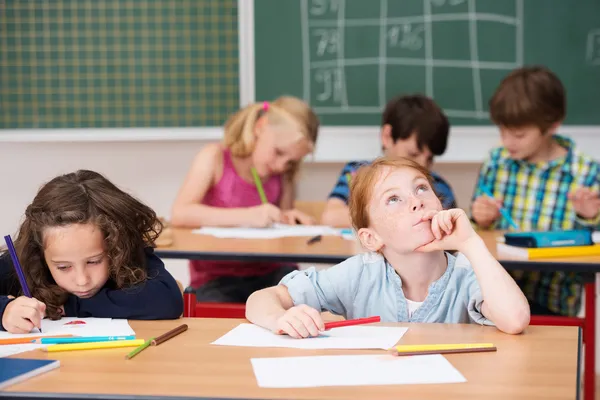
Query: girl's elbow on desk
xmin=492 ymin=306 xmax=531 ymax=335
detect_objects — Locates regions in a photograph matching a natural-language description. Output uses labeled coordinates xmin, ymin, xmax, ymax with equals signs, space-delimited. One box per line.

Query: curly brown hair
xmin=13 ymin=170 xmax=162 ymax=319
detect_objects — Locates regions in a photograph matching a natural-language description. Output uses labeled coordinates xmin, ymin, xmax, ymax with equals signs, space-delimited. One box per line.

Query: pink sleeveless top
xmin=189 ymin=149 xmax=287 ymax=287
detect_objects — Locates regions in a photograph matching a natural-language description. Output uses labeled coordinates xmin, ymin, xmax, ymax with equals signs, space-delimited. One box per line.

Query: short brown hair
xmin=489 ymin=66 xmax=565 ymax=132
xmin=349 ymin=157 xmax=433 ymax=232
xmin=382 ymin=95 xmax=449 ymax=156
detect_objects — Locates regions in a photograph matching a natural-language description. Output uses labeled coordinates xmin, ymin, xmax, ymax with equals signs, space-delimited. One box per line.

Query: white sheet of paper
xmin=251 ymin=354 xmax=467 ymax=388
xmin=0 ymin=344 xmax=47 ymax=358
xmin=212 ymin=323 xmax=407 ymax=350
xmin=193 ymin=223 xmax=343 ymax=239
xmin=0 ymin=317 xmax=135 ymax=339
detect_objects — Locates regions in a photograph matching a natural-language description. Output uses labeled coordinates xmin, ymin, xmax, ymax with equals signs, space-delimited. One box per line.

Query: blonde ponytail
xmin=223 ymin=103 xmax=265 ymax=157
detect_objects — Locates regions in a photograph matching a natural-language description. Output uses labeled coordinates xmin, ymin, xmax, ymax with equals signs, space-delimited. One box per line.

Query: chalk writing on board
xmin=388 ymin=24 xmax=425 ymax=51
xmin=586 ymin=29 xmax=600 ymax=65
xmin=431 ymin=0 xmax=467 ymax=7
xmin=301 ymin=0 xmax=524 ymax=119
xmin=310 ymin=0 xmax=341 ymax=16
xmin=315 ymin=68 xmax=344 ymax=102
xmin=313 ymin=29 xmax=340 ymax=56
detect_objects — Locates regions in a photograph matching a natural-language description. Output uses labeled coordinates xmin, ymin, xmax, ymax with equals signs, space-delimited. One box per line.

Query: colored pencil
xmin=4 ymin=234 xmax=41 ymax=332
xmin=250 ymin=167 xmax=268 ymax=204
xmin=151 ymin=324 xmax=188 ymax=346
xmin=390 ymin=343 xmax=497 ymax=356
xmin=277 ymin=316 xmax=381 ymax=335
xmin=34 ymin=335 xmax=136 ymax=345
xmin=306 ymin=235 xmax=322 ymax=245
xmin=125 ymin=338 xmax=153 ymax=360
xmin=480 ymin=186 xmax=519 ymax=230
xmin=323 ymin=316 xmax=380 ymax=330
xmin=43 ymin=339 xmax=145 ymax=352
xmin=0 ymin=335 xmax=72 ymax=346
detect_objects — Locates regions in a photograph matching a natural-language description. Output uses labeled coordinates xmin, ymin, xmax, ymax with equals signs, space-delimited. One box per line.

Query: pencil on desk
xmin=43 ymin=339 xmax=145 ymax=353
xmin=306 ymin=235 xmax=322 ymax=245
xmin=4 ymin=234 xmax=41 ymax=332
xmin=35 ymin=335 xmax=136 ymax=345
xmin=0 ymin=335 xmax=72 ymax=346
xmin=250 ymin=167 xmax=268 ymax=204
xmin=125 ymin=338 xmax=154 ymax=360
xmin=390 ymin=343 xmax=496 ymax=356
xmin=151 ymin=324 xmax=188 ymax=346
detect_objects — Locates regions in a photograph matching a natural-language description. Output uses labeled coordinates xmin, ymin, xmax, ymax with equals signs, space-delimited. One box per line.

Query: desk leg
xmin=584 ymin=281 xmax=596 ymax=400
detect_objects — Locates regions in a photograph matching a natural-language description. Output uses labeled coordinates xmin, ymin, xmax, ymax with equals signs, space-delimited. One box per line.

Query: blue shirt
xmin=329 ymin=160 xmax=457 ymax=209
xmin=280 ymin=252 xmax=492 ymax=325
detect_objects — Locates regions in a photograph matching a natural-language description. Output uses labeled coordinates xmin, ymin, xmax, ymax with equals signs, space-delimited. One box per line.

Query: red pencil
xmin=276 ymin=316 xmax=381 ymax=335
xmin=323 ymin=316 xmax=381 ymax=330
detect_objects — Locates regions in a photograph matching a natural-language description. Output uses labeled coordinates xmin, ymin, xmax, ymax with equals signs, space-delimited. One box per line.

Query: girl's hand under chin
xmin=414 ymin=209 xmax=480 ymax=253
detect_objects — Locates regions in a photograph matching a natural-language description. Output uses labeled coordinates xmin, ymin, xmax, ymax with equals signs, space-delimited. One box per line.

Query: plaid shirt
xmin=472 ymin=135 xmax=600 ymax=316
xmin=329 ymin=160 xmax=457 ymax=210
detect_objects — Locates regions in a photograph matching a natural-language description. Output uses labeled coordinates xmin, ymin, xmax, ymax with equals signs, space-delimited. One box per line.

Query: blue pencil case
xmin=504 ymin=230 xmax=593 ymax=248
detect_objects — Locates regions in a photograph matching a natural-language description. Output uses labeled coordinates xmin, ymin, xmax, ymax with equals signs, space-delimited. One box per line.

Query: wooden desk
xmin=4 ymin=318 xmax=581 ymax=400
xmin=155 ymin=227 xmax=363 ymax=263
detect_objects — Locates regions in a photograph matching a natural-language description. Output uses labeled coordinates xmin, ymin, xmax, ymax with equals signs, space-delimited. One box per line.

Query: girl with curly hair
xmin=0 ymin=170 xmax=183 ymax=333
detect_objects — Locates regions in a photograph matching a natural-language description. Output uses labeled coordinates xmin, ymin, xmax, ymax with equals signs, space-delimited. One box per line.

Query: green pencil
xmin=125 ymin=338 xmax=153 ymax=360
xmin=250 ymin=167 xmax=268 ymax=204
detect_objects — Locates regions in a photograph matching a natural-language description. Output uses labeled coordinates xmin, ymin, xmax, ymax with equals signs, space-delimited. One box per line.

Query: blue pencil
xmin=480 ymin=186 xmax=519 ymax=230
xmin=4 ymin=234 xmax=41 ymax=332
xmin=34 ymin=335 xmax=136 ymax=344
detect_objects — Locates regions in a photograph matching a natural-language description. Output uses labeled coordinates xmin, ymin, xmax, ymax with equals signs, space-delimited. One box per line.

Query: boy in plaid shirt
xmin=471 ymin=66 xmax=600 ymax=317
xmin=322 ymin=95 xmax=457 ymax=228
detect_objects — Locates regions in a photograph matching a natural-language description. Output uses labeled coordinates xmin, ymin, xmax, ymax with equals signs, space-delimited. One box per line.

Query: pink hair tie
xmin=263 ymin=101 xmax=269 ymax=111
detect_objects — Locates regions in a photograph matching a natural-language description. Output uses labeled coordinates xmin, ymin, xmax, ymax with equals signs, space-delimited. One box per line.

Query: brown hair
xmin=12 ymin=170 xmax=162 ymax=319
xmin=382 ymin=94 xmax=449 ymax=156
xmin=223 ymin=96 xmax=320 ymax=179
xmin=349 ymin=157 xmax=433 ymax=232
xmin=489 ymin=65 xmax=566 ymax=132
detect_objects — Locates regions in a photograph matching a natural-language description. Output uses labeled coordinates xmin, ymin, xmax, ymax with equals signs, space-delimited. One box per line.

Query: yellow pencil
xmin=43 ymin=339 xmax=145 ymax=353
xmin=390 ymin=343 xmax=496 ymax=356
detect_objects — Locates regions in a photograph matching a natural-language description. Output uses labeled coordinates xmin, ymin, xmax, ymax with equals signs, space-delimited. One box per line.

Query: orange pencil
xmin=0 ymin=334 xmax=73 ymax=345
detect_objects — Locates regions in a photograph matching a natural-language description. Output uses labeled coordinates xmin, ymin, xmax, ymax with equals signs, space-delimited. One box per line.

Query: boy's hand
xmin=569 ymin=187 xmax=600 ymax=220
xmin=415 ymin=209 xmax=480 ymax=254
xmin=246 ymin=204 xmax=282 ymax=227
xmin=273 ymin=304 xmax=324 ymax=339
xmin=281 ymin=209 xmax=315 ymax=225
xmin=471 ymin=195 xmax=502 ymax=228
xmin=2 ymin=296 xmax=46 ymax=334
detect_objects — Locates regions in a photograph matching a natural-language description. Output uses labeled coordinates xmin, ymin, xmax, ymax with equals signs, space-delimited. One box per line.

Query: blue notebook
xmin=0 ymin=358 xmax=60 ymax=390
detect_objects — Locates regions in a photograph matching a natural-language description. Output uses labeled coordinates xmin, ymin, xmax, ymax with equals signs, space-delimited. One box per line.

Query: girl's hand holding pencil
xmin=2 ymin=295 xmax=46 ymax=334
xmin=246 ymin=204 xmax=282 ymax=228
xmin=272 ymin=304 xmax=325 ymax=339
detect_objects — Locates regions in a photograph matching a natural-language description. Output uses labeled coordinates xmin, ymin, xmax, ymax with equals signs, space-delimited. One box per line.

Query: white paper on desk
xmin=0 ymin=344 xmax=47 ymax=358
xmin=212 ymin=323 xmax=407 ymax=350
xmin=0 ymin=317 xmax=135 ymax=340
xmin=251 ymin=354 xmax=466 ymax=388
xmin=192 ymin=223 xmax=343 ymax=239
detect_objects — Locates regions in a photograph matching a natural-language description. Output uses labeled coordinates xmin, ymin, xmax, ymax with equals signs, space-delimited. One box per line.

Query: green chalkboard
xmin=255 ymin=0 xmax=600 ymax=126
xmin=0 ymin=0 xmax=239 ymax=129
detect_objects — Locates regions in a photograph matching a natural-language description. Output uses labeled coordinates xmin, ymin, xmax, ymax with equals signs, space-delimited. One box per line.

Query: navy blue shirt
xmin=0 ymin=248 xmax=183 ymax=330
xmin=329 ymin=160 xmax=458 ymax=209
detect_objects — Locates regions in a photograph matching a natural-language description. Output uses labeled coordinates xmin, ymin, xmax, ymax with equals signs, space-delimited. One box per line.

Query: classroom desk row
xmin=153 ymin=227 xmax=599 ymax=400
xmin=4 ymin=318 xmax=581 ymax=400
